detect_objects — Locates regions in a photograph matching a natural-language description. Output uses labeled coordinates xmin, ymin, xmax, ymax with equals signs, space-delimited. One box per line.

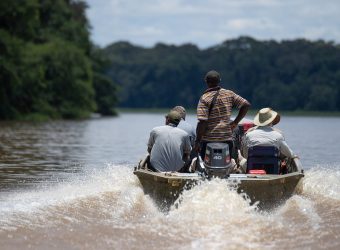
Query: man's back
xmin=197 ymin=87 xmax=248 ymax=142
xmin=177 ymin=120 xmax=196 ymax=146
xmin=148 ymin=125 xmax=191 ymax=172
xmin=242 ymin=126 xmax=293 ymax=158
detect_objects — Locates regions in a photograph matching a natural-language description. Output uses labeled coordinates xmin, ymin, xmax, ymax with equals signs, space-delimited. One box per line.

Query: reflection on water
xmin=0 ymin=114 xmax=159 ymax=191
xmin=1 ymin=113 xmax=340 ymax=192
xmin=0 ymin=121 xmax=89 ymax=191
xmin=0 ymin=113 xmax=340 ymax=249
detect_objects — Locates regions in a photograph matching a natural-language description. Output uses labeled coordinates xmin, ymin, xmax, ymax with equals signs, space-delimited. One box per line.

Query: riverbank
xmin=4 ymin=108 xmax=338 ymax=122
xmin=117 ymin=108 xmax=340 ymax=117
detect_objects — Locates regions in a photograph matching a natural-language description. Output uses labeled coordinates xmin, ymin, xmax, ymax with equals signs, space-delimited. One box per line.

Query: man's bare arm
xmin=230 ymin=103 xmax=250 ymax=130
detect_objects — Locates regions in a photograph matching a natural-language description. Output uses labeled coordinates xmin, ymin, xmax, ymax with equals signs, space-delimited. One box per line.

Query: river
xmin=0 ymin=113 xmax=339 ymax=249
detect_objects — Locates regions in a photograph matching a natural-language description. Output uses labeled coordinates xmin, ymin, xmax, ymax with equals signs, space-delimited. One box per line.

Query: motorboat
xmin=134 ymin=122 xmax=304 ymax=210
xmin=134 ymin=157 xmax=303 ymax=210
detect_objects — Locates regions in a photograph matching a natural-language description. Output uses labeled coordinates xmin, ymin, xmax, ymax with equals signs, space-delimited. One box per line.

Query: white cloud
xmin=226 ymin=18 xmax=278 ymax=31
xmin=303 ymin=27 xmax=340 ymax=41
xmin=86 ymin=0 xmax=340 ymax=48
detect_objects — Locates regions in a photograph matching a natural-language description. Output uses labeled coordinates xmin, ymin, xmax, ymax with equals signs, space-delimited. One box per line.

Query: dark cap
xmin=166 ymin=110 xmax=181 ymax=125
xmin=205 ymin=70 xmax=221 ymax=84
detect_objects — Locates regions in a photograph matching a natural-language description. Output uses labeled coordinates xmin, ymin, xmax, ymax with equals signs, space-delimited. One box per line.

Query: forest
xmin=0 ymin=0 xmax=117 ymax=120
xmin=1 ymin=1 xmax=339 ymax=121
xmin=104 ymin=37 xmax=340 ymax=112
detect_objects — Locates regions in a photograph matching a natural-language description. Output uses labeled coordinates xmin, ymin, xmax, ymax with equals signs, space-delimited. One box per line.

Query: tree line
xmin=1 ymin=1 xmax=339 ymax=120
xmin=0 ymin=0 xmax=117 ymax=120
xmin=103 ymin=37 xmax=340 ymax=112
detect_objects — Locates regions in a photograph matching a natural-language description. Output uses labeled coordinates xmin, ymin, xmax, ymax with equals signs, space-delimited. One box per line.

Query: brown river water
xmin=0 ymin=113 xmax=339 ymax=250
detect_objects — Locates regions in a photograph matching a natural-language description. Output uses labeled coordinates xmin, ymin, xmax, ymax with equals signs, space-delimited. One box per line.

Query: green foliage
xmin=0 ymin=0 xmax=118 ymax=120
xmin=93 ymin=73 xmax=118 ymax=115
xmin=104 ymin=37 xmax=340 ymax=112
xmin=91 ymin=47 xmax=118 ymax=116
xmin=38 ymin=0 xmax=91 ymax=51
xmin=0 ymin=30 xmax=24 ymax=119
xmin=305 ymin=85 xmax=337 ymax=111
xmin=0 ymin=0 xmax=40 ymax=40
xmin=20 ymin=40 xmax=95 ymax=118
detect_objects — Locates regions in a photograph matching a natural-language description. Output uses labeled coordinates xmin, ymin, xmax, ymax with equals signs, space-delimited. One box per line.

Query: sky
xmin=85 ymin=0 xmax=340 ymax=48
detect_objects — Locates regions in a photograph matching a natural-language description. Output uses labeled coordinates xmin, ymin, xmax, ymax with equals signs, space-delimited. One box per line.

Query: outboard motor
xmin=203 ymin=143 xmax=232 ymax=178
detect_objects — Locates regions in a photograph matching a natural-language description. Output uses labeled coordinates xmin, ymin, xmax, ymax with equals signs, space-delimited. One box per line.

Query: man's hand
xmin=229 ymin=120 xmax=238 ymax=131
xmin=231 ymin=103 xmax=250 ymax=131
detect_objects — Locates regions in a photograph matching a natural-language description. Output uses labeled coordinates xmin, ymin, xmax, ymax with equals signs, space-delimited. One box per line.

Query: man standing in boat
xmin=194 ymin=70 xmax=250 ymax=159
xmin=147 ymin=110 xmax=191 ymax=172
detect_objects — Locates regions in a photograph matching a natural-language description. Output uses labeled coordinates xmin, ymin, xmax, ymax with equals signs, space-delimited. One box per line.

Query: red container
xmin=242 ymin=122 xmax=254 ymax=133
xmin=248 ymin=169 xmax=267 ymax=175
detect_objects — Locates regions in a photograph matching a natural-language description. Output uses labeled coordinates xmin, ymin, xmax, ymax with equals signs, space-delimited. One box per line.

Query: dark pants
xmin=199 ymin=141 xmax=233 ymax=160
xmin=146 ymin=155 xmax=158 ymax=172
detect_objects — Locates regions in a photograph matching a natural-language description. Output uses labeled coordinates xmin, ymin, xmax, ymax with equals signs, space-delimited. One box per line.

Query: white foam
xmin=302 ymin=165 xmax=340 ymax=200
xmin=0 ymin=164 xmax=154 ymax=231
xmin=155 ymin=179 xmax=265 ymax=249
xmin=1 ymin=164 xmax=338 ymax=249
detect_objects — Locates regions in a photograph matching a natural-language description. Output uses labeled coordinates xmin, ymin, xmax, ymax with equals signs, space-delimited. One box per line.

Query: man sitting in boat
xmin=238 ymin=107 xmax=295 ymax=173
xmin=171 ymin=106 xmax=196 ymax=147
xmin=146 ymin=110 xmax=192 ymax=172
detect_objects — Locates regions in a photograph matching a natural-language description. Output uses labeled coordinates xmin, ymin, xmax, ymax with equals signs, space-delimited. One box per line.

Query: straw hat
xmin=254 ymin=108 xmax=280 ymax=126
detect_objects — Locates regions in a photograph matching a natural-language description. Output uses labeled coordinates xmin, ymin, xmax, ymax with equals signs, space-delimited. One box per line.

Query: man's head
xmin=254 ymin=107 xmax=280 ymax=127
xmin=171 ymin=106 xmax=186 ymax=120
xmin=165 ymin=110 xmax=181 ymax=126
xmin=204 ymin=70 xmax=221 ymax=87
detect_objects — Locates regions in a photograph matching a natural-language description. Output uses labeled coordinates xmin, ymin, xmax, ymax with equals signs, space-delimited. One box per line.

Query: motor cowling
xmin=203 ymin=143 xmax=232 ymax=178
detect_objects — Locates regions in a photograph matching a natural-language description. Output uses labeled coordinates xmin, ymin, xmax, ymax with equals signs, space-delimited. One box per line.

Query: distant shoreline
xmin=117 ymin=108 xmax=340 ymax=117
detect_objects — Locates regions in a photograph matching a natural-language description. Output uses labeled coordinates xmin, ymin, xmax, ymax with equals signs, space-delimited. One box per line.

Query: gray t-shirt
xmin=148 ymin=125 xmax=191 ymax=172
xmin=177 ymin=120 xmax=196 ymax=146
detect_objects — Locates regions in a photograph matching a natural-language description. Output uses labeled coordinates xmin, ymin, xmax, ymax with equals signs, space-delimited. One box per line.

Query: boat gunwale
xmin=133 ymin=168 xmax=304 ymax=182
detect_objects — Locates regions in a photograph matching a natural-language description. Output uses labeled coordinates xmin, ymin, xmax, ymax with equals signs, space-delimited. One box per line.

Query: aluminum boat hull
xmin=133 ymin=158 xmax=304 ymax=210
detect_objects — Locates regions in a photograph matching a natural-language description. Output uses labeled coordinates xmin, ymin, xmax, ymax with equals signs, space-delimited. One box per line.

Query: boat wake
xmin=0 ymin=164 xmax=156 ymax=231
xmin=0 ymin=163 xmax=339 ymax=249
xmin=302 ymin=164 xmax=340 ymax=200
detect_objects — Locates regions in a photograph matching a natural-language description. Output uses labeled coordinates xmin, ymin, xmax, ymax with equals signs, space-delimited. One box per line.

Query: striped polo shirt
xmin=197 ymin=86 xmax=249 ymax=141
